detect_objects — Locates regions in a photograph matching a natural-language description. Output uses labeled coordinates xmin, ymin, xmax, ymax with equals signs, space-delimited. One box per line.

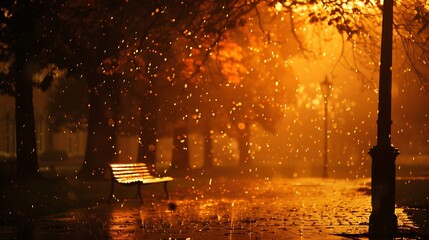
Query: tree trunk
xmin=137 ymin=91 xmax=157 ymax=172
xmin=79 ymin=73 xmax=116 ymax=180
xmin=203 ymin=123 xmax=214 ymax=169
xmin=237 ymin=125 xmax=251 ymax=166
xmin=11 ymin=2 xmax=42 ymax=180
xmin=14 ymin=53 xmax=41 ymax=180
xmin=170 ymin=120 xmax=190 ymax=171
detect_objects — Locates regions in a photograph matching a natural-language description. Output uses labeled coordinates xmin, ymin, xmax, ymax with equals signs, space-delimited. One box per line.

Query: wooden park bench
xmin=108 ymin=163 xmax=173 ymax=203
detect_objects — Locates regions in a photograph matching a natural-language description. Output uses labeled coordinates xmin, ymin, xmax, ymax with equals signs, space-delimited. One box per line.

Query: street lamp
xmin=320 ymin=76 xmax=332 ymax=178
xmin=369 ymin=0 xmax=399 ymax=237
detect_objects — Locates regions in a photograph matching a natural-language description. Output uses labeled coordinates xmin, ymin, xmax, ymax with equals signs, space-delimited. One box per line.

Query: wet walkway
xmin=0 ymin=177 xmax=425 ymax=239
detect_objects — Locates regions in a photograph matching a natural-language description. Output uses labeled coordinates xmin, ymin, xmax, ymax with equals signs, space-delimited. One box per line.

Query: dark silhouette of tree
xmin=137 ymin=86 xmax=158 ymax=170
xmin=154 ymin=43 xmax=192 ymax=171
xmin=203 ymin=122 xmax=215 ymax=168
xmin=55 ymin=1 xmax=128 ymax=179
xmin=1 ymin=2 xmax=106 ymax=180
xmin=0 ymin=1 xmax=57 ymax=179
xmin=171 ymin=120 xmax=191 ymax=170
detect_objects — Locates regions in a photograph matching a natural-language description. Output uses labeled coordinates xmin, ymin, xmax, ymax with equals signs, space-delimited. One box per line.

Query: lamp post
xmin=369 ymin=0 xmax=399 ymax=236
xmin=320 ymin=76 xmax=332 ymax=178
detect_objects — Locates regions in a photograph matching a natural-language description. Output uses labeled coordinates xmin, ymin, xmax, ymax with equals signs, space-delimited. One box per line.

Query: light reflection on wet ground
xmin=1 ymin=178 xmax=421 ymax=239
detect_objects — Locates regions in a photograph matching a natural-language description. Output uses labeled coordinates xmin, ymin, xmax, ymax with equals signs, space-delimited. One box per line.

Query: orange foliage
xmin=213 ymin=35 xmax=247 ymax=84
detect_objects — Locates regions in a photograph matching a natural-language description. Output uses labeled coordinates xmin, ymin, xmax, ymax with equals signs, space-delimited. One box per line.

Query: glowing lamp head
xmin=320 ymin=76 xmax=332 ymax=97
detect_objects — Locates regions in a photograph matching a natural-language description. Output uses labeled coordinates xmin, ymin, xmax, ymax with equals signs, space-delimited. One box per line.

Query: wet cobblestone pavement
xmin=0 ymin=177 xmax=425 ymax=239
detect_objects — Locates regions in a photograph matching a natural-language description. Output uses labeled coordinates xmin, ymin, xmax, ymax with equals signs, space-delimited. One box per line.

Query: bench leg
xmin=164 ymin=182 xmax=170 ymax=200
xmin=136 ymin=182 xmax=144 ymax=204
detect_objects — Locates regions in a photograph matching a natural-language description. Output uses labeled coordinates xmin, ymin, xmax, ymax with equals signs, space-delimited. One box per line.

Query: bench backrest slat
xmin=109 ymin=163 xmax=153 ymax=183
